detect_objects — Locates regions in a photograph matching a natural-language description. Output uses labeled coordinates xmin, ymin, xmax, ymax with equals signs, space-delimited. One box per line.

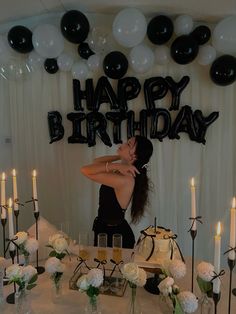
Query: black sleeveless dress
xmin=92 ymin=184 xmax=135 ymax=248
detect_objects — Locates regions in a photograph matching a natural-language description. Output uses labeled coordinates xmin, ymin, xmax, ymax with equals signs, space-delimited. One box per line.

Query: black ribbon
xmin=73 ymin=256 xmax=91 ymax=274
xmin=4 ymin=237 xmax=20 ymax=255
xmin=224 ymin=246 xmax=236 ymax=255
xmin=163 ymin=234 xmax=185 ymax=263
xmin=136 ymin=228 xmax=156 ymax=261
xmin=188 ymin=216 xmax=203 ymax=232
xmin=14 ymin=198 xmax=25 ymax=207
xmin=109 ymin=259 xmax=124 ymax=277
xmin=210 ymin=269 xmax=225 ymax=282
xmin=94 ymin=258 xmax=107 ymax=279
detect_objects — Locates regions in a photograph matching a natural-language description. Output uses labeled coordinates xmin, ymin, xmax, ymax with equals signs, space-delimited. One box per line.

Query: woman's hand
xmin=114 ymin=164 xmax=140 ymax=177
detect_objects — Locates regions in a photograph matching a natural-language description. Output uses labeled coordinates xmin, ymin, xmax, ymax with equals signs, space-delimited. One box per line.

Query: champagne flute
xmin=111 ymin=234 xmax=123 ymax=293
xmin=79 ymin=232 xmax=90 ymax=260
xmin=97 ymin=233 xmax=107 ymax=261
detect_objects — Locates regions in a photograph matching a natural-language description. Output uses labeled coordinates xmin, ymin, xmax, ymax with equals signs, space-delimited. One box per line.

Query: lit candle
xmin=1 ymin=173 xmax=6 ymax=219
xmin=32 ymin=170 xmax=39 ymax=212
xmin=213 ymin=221 xmax=221 ymax=294
xmin=229 ymin=197 xmax=236 ymax=260
xmin=8 ymin=198 xmax=15 ymax=251
xmin=12 ymin=169 xmax=18 ymax=212
xmin=190 ymin=178 xmax=197 ymax=231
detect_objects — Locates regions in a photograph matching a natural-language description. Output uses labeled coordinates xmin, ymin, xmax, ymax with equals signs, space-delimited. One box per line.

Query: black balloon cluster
xmin=48 ymin=75 xmax=219 ymax=147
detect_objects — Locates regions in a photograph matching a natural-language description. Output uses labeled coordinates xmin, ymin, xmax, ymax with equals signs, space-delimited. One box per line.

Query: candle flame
xmin=8 ymin=198 xmax=12 ymax=208
xmin=12 ymin=169 xmax=16 ymax=176
xmin=190 ymin=177 xmax=195 ymax=187
xmin=232 ymin=197 xmax=236 ymax=209
xmin=216 ymin=221 xmax=221 ymax=236
xmin=32 ymin=169 xmax=37 ymax=177
xmin=2 ymin=172 xmax=6 ymax=180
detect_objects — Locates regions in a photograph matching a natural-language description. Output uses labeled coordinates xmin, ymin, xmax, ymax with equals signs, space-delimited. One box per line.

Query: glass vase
xmin=85 ymin=294 xmax=102 ymax=314
xmin=158 ymin=296 xmax=174 ymax=314
xmin=24 ymin=255 xmax=30 ymax=266
xmin=15 ymin=288 xmax=32 ymax=314
xmin=199 ymin=293 xmax=213 ymax=314
xmin=51 ymin=273 xmax=63 ymax=302
xmin=0 ymin=270 xmax=4 ymax=305
xmin=127 ymin=285 xmax=142 ymax=314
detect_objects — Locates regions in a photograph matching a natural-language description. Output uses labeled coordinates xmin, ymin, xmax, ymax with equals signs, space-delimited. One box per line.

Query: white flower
xmin=87 ymin=268 xmax=103 ymax=288
xmin=168 ymin=259 xmax=186 ymax=279
xmin=48 ymin=233 xmax=64 ymax=246
xmin=158 ymin=276 xmax=174 ymax=296
xmin=14 ymin=231 xmax=28 ymax=245
xmin=45 ymin=257 xmax=65 ymax=274
xmin=53 ymin=237 xmax=68 ymax=253
xmin=6 ymin=264 xmax=23 ymax=280
xmin=133 ymin=268 xmax=147 ymax=287
xmin=178 ymin=291 xmax=198 ymax=313
xmin=197 ymin=262 xmax=215 ymax=282
xmin=24 ymin=238 xmax=39 ymax=254
xmin=0 ymin=257 xmax=7 ymax=270
xmin=22 ymin=265 xmax=37 ymax=282
xmin=121 ymin=263 xmax=147 ymax=287
xmin=77 ymin=274 xmax=89 ymax=290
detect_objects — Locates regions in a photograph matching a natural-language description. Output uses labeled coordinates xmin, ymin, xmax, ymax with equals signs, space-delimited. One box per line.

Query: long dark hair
xmin=131 ymin=136 xmax=153 ymax=224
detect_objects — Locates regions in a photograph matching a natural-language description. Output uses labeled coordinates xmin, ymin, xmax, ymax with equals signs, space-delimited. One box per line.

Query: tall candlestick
xmin=32 ymin=170 xmax=39 ymax=212
xmin=7 ymin=198 xmax=15 ymax=251
xmin=12 ymin=169 xmax=18 ymax=212
xmin=190 ymin=178 xmax=197 ymax=231
xmin=213 ymin=221 xmax=221 ymax=294
xmin=1 ymin=173 xmax=6 ymax=219
xmin=229 ymin=197 xmax=236 ymax=260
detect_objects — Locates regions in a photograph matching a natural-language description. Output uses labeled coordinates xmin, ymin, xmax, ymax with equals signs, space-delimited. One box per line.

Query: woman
xmin=80 ymin=135 xmax=153 ymax=248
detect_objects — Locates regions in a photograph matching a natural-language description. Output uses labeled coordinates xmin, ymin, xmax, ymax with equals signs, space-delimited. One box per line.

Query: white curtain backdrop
xmin=0 ymin=13 xmax=235 ymax=267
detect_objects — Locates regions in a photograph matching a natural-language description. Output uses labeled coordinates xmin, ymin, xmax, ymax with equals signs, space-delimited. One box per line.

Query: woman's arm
xmin=93 ymin=155 xmax=120 ymax=163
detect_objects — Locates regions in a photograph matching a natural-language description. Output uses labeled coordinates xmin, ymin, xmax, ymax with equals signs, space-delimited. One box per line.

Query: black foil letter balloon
xmin=61 ymin=10 xmax=90 ymax=44
xmin=117 ymin=77 xmax=141 ymax=111
xmin=165 ymin=76 xmax=190 ymax=111
xmin=44 ymin=58 xmax=59 ymax=74
xmin=194 ymin=110 xmax=219 ymax=144
xmin=144 ymin=77 xmax=168 ymax=110
xmin=8 ymin=25 xmax=33 ymax=53
xmin=103 ymin=51 xmax=128 ymax=80
xmin=48 ymin=111 xmax=64 ymax=143
xmin=171 ymin=35 xmax=199 ymax=65
xmin=210 ymin=55 xmax=236 ymax=86
xmin=150 ymin=109 xmax=171 ymax=141
xmin=67 ymin=112 xmax=87 ymax=143
xmin=147 ymin=15 xmax=173 ymax=45
xmin=106 ymin=112 xmax=127 ymax=144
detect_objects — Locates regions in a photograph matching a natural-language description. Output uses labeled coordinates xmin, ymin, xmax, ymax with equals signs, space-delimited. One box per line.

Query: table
xmin=1 ymin=249 xmax=236 ymax=314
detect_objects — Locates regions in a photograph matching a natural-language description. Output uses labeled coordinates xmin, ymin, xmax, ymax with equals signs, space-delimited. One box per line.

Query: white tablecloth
xmin=1 ymin=250 xmax=236 ymax=314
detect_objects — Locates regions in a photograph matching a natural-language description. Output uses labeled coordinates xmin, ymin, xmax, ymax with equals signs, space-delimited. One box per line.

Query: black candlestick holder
xmin=14 ymin=209 xmax=19 ymax=263
xmin=213 ymin=292 xmax=221 ymax=314
xmin=190 ymin=229 xmax=197 ymax=293
xmin=34 ymin=211 xmax=45 ymax=275
xmin=6 ymin=250 xmax=16 ymax=304
xmin=227 ymin=258 xmax=235 ymax=314
xmin=1 ymin=216 xmax=8 ymax=286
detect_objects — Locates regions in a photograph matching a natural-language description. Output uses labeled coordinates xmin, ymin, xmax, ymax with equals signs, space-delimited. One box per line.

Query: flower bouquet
xmin=0 ymin=257 xmax=7 ymax=304
xmin=121 ymin=262 xmax=147 ymax=314
xmin=45 ymin=233 xmax=69 ymax=299
xmin=77 ymin=268 xmax=103 ymax=314
xmin=158 ymin=259 xmax=198 ymax=314
xmin=14 ymin=231 xmax=39 ymax=265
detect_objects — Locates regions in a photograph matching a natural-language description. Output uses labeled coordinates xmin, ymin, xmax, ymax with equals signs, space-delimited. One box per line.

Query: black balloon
xmin=48 ymin=111 xmax=64 ymax=143
xmin=171 ymin=35 xmax=199 ymax=64
xmin=78 ymin=42 xmax=94 ymax=59
xmin=94 ymin=76 xmax=119 ymax=111
xmin=147 ymin=15 xmax=173 ymax=45
xmin=144 ymin=77 xmax=168 ymax=110
xmin=165 ymin=76 xmax=190 ymax=111
xmin=210 ymin=55 xmax=236 ymax=86
xmin=61 ymin=10 xmax=90 ymax=44
xmin=67 ymin=112 xmax=87 ymax=143
xmin=8 ymin=25 xmax=33 ymax=53
xmin=194 ymin=110 xmax=219 ymax=144
xmin=127 ymin=110 xmax=148 ymax=139
xmin=103 ymin=51 xmax=128 ymax=80
xmin=106 ymin=112 xmax=127 ymax=144
xmin=191 ymin=25 xmax=211 ymax=45
xmin=150 ymin=109 xmax=171 ymax=141
xmin=117 ymin=77 xmax=141 ymax=111
xmin=44 ymin=58 xmax=59 ymax=74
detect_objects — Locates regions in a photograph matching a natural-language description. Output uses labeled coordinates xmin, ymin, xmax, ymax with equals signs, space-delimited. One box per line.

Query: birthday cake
xmin=135 ymin=226 xmax=183 ymax=267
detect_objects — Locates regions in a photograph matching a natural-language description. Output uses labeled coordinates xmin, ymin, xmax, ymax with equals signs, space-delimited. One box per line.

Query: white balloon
xmin=27 ymin=51 xmax=44 ymax=71
xmin=129 ymin=44 xmax=154 ymax=74
xmin=71 ymin=61 xmax=89 ymax=80
xmin=197 ymin=45 xmax=216 ymax=65
xmin=212 ymin=16 xmax=236 ymax=54
xmin=87 ymin=26 xmax=114 ymax=54
xmin=174 ymin=15 xmax=194 ymax=35
xmin=32 ymin=24 xmax=64 ymax=58
xmin=0 ymin=58 xmax=31 ymax=80
xmin=0 ymin=35 xmax=15 ymax=62
xmin=112 ymin=8 xmax=147 ymax=48
xmin=57 ymin=53 xmax=74 ymax=71
xmin=87 ymin=54 xmax=101 ymax=72
xmin=155 ymin=45 xmax=170 ymax=65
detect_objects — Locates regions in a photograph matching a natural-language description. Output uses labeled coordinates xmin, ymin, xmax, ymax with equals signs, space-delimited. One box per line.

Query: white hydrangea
xmin=121 ymin=263 xmax=147 ymax=287
xmin=14 ymin=231 xmax=28 ymax=245
xmin=45 ymin=257 xmax=65 ymax=274
xmin=24 ymin=238 xmax=39 ymax=254
xmin=133 ymin=267 xmax=147 ymax=287
xmin=197 ymin=262 xmax=215 ymax=282
xmin=22 ymin=265 xmax=37 ymax=282
xmin=178 ymin=291 xmax=198 ymax=313
xmin=168 ymin=259 xmax=186 ymax=279
xmin=158 ymin=276 xmax=174 ymax=296
xmin=87 ymin=268 xmax=103 ymax=288
xmin=53 ymin=237 xmax=68 ymax=254
xmin=77 ymin=274 xmax=89 ymax=291
xmin=6 ymin=264 xmax=23 ymax=280
xmin=48 ymin=233 xmax=64 ymax=246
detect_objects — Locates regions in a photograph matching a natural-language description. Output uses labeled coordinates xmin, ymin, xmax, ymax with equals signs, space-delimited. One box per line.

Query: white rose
xmin=22 ymin=265 xmax=37 ymax=282
xmin=158 ymin=276 xmax=174 ymax=296
xmin=0 ymin=257 xmax=7 ymax=270
xmin=25 ymin=238 xmax=39 ymax=254
xmin=14 ymin=231 xmax=28 ymax=245
xmin=178 ymin=291 xmax=198 ymax=313
xmin=77 ymin=274 xmax=89 ymax=290
xmin=197 ymin=262 xmax=215 ymax=282
xmin=45 ymin=257 xmax=64 ymax=274
xmin=87 ymin=268 xmax=103 ymax=288
xmin=168 ymin=259 xmax=186 ymax=279
xmin=121 ymin=263 xmax=139 ymax=283
xmin=53 ymin=237 xmax=68 ymax=253
xmin=6 ymin=264 xmax=23 ymax=280
xmin=48 ymin=233 xmax=64 ymax=246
